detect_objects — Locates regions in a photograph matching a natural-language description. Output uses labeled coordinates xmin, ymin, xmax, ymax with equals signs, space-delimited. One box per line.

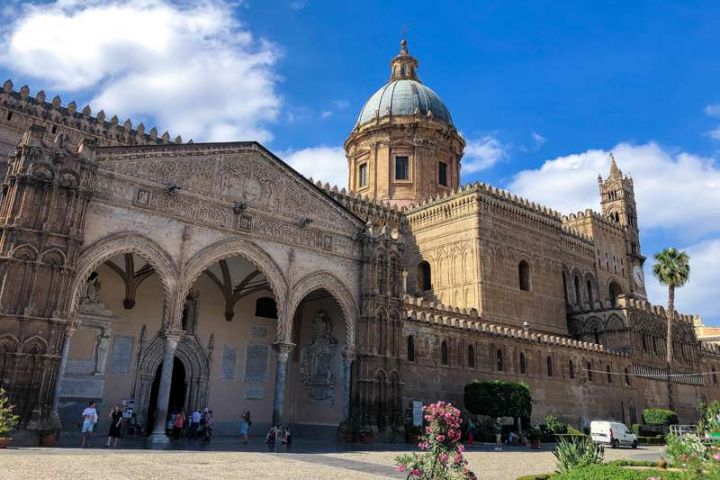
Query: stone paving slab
xmin=0 ymin=441 xmax=666 ymax=480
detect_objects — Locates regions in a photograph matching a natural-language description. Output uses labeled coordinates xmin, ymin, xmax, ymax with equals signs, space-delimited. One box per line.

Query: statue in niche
xmin=80 ymin=271 xmax=102 ymax=305
xmin=299 ymin=311 xmax=338 ymax=404
xmin=94 ymin=331 xmax=111 ymax=375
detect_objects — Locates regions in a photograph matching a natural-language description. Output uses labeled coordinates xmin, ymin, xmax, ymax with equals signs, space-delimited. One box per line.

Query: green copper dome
xmin=355 ymin=40 xmax=454 ymax=128
xmin=355 ymin=79 xmax=453 ymax=127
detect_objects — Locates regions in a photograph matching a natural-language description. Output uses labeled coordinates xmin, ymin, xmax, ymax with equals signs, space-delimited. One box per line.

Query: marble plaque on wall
xmin=59 ymin=376 xmax=104 ymax=398
xmin=245 ymin=386 xmax=264 ymax=399
xmin=252 ymin=325 xmax=268 ymax=339
xmin=110 ymin=335 xmax=134 ymax=374
xmin=220 ymin=344 xmax=238 ymax=382
xmin=243 ymin=344 xmax=269 ymax=384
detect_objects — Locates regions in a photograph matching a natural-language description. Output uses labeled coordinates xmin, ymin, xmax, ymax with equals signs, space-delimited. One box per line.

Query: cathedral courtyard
xmin=0 ymin=439 xmax=665 ymax=480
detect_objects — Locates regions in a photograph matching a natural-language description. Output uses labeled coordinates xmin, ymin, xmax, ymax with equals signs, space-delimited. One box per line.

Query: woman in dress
xmin=240 ymin=410 xmax=251 ymax=444
xmin=105 ymin=405 xmax=123 ymax=448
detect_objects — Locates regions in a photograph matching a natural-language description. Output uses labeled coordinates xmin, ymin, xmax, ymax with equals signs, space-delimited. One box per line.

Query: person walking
xmin=173 ymin=409 xmax=186 ymax=441
xmin=240 ymin=410 xmax=251 ymax=444
xmin=494 ymin=417 xmax=503 ymax=451
xmin=190 ymin=409 xmax=202 ymax=439
xmin=105 ymin=405 xmax=123 ymax=448
xmin=80 ymin=401 xmax=98 ymax=447
xmin=203 ymin=409 xmax=214 ymax=441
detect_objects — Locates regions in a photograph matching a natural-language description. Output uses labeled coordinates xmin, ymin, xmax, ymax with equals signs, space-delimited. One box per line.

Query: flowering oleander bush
xmin=665 ymin=433 xmax=720 ymax=479
xmin=395 ymin=402 xmax=476 ymax=480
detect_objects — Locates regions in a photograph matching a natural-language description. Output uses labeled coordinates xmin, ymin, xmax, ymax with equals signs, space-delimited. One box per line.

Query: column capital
xmin=162 ymin=330 xmax=183 ymax=349
xmin=342 ymin=345 xmax=357 ymax=362
xmin=273 ymin=342 xmax=295 ymax=362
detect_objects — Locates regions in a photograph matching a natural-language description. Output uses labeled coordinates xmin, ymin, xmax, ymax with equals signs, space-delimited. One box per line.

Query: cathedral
xmin=0 ymin=40 xmax=718 ymax=444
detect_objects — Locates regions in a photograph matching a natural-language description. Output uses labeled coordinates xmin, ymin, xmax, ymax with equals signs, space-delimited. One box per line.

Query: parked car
xmin=590 ymin=420 xmax=638 ymax=449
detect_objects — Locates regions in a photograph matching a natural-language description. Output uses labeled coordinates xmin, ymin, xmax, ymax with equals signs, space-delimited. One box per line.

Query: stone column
xmin=51 ymin=323 xmax=76 ymax=412
xmin=147 ymin=332 xmax=182 ymax=446
xmin=271 ymin=342 xmax=295 ymax=426
xmin=342 ymin=346 xmax=356 ymax=421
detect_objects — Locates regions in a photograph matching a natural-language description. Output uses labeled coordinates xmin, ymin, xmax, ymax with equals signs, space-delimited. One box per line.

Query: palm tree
xmin=652 ymin=248 xmax=691 ymax=411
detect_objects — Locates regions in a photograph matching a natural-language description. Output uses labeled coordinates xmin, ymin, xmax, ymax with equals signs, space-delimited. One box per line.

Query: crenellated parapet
xmin=316 ymin=179 xmax=405 ymax=228
xmin=404 ymin=294 xmax=628 ymax=357
xmin=561 ymin=207 xmax=626 ymax=239
xmin=0 ymin=80 xmax=183 ymax=149
xmin=616 ymin=295 xmax=696 ymax=324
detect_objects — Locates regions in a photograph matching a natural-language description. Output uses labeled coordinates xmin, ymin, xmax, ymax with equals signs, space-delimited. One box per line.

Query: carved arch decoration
xmin=21 ymin=335 xmax=48 ymax=354
xmin=180 ymin=237 xmax=288 ymax=335
xmin=605 ymin=314 xmax=626 ymax=331
xmin=70 ymin=232 xmax=179 ymax=323
xmin=288 ymin=271 xmax=359 ymax=348
xmin=132 ymin=333 xmax=211 ymax=425
xmin=10 ymin=244 xmax=39 ymax=261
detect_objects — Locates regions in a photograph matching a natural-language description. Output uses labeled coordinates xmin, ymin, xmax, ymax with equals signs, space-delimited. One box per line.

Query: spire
xmin=390 ymin=39 xmax=419 ymax=82
xmin=608 ymin=153 xmax=622 ymax=179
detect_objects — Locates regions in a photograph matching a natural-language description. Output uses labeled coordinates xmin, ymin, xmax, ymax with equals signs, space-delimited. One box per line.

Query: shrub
xmin=643 ymin=408 xmax=678 ymax=426
xmin=544 ymin=414 xmax=568 ymax=435
xmin=464 ymin=380 xmax=532 ymax=419
xmin=698 ymin=401 xmax=720 ymax=435
xmin=551 ymin=464 xmax=683 ymax=479
xmin=395 ymin=402 xmax=476 ymax=480
xmin=552 ymin=436 xmax=604 ymax=473
xmin=0 ymin=388 xmax=19 ymax=437
xmin=566 ymin=426 xmax=585 ymax=436
xmin=515 ymin=475 xmax=555 ymax=480
xmin=631 ymin=423 xmax=641 ymax=435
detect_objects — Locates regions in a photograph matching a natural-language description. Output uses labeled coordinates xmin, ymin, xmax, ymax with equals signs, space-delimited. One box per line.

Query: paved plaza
xmin=0 ymin=436 xmax=665 ymax=480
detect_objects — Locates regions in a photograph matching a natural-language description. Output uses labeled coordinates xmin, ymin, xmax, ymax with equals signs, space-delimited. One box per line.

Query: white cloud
xmin=282 ymin=146 xmax=347 ymax=187
xmin=0 ymin=0 xmax=280 ymax=142
xmin=531 ymin=131 xmax=546 ymax=148
xmin=463 ymin=135 xmax=507 ymax=174
xmin=708 ymin=128 xmax=720 ymax=141
xmin=289 ymin=0 xmax=307 ymax=10
xmin=509 ymin=142 xmax=720 ymax=237
xmin=704 ymin=103 xmax=720 ymax=118
xmin=645 ymin=239 xmax=720 ymax=322
xmin=321 ymin=110 xmax=333 ymax=119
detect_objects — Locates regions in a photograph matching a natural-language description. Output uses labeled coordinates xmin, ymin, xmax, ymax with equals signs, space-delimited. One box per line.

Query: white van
xmin=590 ymin=421 xmax=638 ymax=449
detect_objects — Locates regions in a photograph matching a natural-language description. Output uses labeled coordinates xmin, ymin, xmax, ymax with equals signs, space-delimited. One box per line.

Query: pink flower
xmin=410 ymin=468 xmax=422 ymax=477
xmin=436 ymin=434 xmax=445 ymax=442
xmin=458 ymin=443 xmax=465 ymax=452
xmin=397 ymin=464 xmax=406 ymax=472
xmin=714 ymin=452 xmax=720 ymax=461
xmin=454 ymin=453 xmax=464 ymax=464
xmin=439 ymin=453 xmax=449 ymax=464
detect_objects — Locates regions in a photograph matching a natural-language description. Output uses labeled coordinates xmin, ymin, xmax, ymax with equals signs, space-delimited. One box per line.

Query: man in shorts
xmin=81 ymin=401 xmax=98 ymax=447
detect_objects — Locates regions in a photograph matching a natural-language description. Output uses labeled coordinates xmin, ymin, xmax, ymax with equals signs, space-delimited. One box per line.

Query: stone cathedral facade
xmin=0 ymin=41 xmax=718 ymax=443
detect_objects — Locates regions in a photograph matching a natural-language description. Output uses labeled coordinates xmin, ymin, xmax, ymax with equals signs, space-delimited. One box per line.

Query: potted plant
xmin=405 ymin=424 xmax=422 ymax=444
xmin=527 ymin=427 xmax=542 ymax=449
xmin=36 ymin=412 xmax=62 ymax=447
xmin=0 ymin=388 xmax=19 ymax=448
xmin=359 ymin=426 xmax=374 ymax=444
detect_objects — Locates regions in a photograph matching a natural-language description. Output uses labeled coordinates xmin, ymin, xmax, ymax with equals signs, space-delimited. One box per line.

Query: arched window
xmin=496 ymin=349 xmax=504 ymax=372
xmin=586 ymin=280 xmax=594 ymax=305
xmin=562 ymin=272 xmax=569 ymax=303
xmin=255 ymin=297 xmax=277 ymax=319
xmin=467 ymin=345 xmax=475 ymax=368
xmin=418 ymin=261 xmax=432 ymax=291
xmin=407 ymin=335 xmax=415 ymax=362
xmin=547 ymin=356 xmax=553 ymax=377
xmin=519 ymin=352 xmax=527 ymax=374
xmin=518 ymin=261 xmax=531 ymax=291
xmin=587 ymin=361 xmax=593 ymax=382
xmin=569 ymin=360 xmax=575 ymax=379
xmin=624 ymin=368 xmax=631 ymax=386
xmin=642 ymin=334 xmax=648 ymax=353
xmin=606 ymin=365 xmax=613 ymax=383
xmin=594 ymin=328 xmax=601 ymax=345
xmin=609 ymin=281 xmax=623 ymax=305
xmin=574 ymin=276 xmax=582 ymax=304
xmin=441 ymin=341 xmax=448 ymax=366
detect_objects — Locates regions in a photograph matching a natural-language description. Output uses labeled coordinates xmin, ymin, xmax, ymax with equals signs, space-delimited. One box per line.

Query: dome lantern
xmin=390 ymin=39 xmax=419 ymax=82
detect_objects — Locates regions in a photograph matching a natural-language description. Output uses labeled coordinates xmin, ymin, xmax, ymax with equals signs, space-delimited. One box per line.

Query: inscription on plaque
xmin=110 ymin=335 xmax=134 ymax=374
xmin=220 ymin=345 xmax=238 ymax=382
xmin=59 ymin=377 xmax=105 ymax=398
xmin=252 ymin=325 xmax=268 ymax=339
xmin=245 ymin=386 xmax=265 ymax=399
xmin=244 ymin=344 xmax=269 ymax=384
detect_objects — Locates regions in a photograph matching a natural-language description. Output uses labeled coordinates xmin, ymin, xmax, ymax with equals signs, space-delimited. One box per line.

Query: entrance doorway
xmin=146 ymin=357 xmax=187 ymax=433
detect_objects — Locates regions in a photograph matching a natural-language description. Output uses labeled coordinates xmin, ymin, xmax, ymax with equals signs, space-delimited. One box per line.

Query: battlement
xmin=314 ymin=179 xmax=405 ymax=226
xmin=562 ymin=208 xmax=625 ymax=236
xmin=700 ymin=341 xmax=720 ymax=357
xmin=615 ymin=295 xmax=696 ymax=324
xmin=404 ymin=295 xmax=628 ymax=357
xmin=0 ymin=80 xmax=183 ymax=147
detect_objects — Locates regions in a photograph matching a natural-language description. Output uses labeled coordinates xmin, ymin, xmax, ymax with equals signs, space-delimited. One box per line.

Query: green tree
xmin=464 ymin=380 xmax=532 ymax=420
xmin=652 ymin=247 xmax=690 ymax=412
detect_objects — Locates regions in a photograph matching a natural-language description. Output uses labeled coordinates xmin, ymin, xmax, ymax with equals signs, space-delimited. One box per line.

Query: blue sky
xmin=1 ymin=0 xmax=719 ymax=324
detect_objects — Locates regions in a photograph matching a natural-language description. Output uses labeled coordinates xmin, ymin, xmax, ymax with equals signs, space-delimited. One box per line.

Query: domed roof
xmin=354 ymin=40 xmax=454 ymax=128
xmin=356 ymin=79 xmax=453 ymax=127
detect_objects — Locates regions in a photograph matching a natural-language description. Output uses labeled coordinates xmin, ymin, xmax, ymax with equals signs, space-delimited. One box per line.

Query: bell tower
xmin=344 ymin=40 xmax=465 ymax=207
xmin=599 ymin=154 xmax=646 ymax=298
